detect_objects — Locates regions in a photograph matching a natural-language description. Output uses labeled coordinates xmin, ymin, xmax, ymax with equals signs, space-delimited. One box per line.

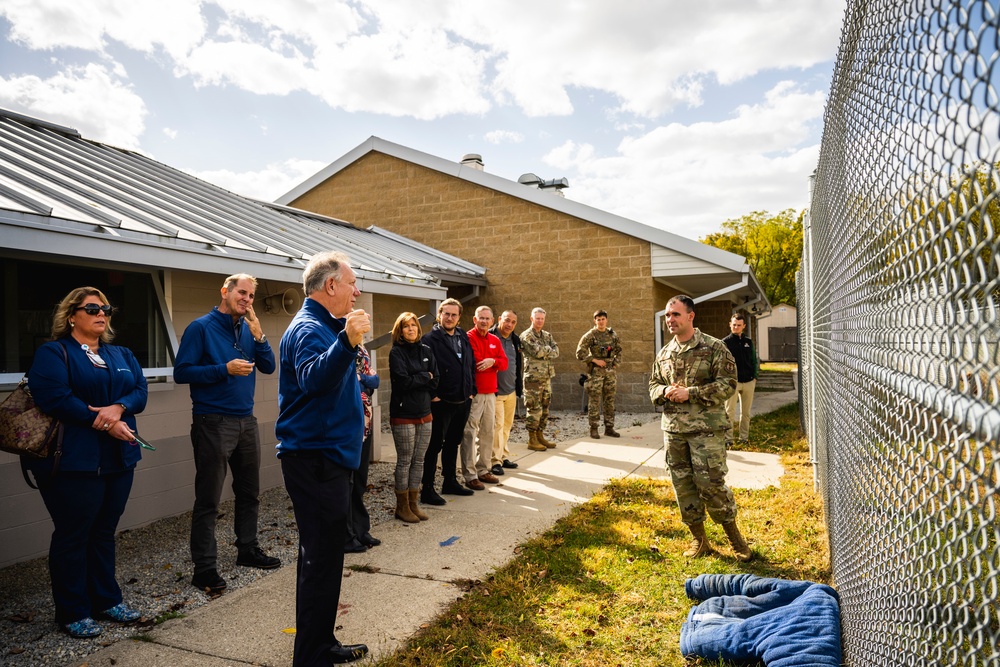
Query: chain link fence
xmin=800 ymin=1 xmax=999 ymax=665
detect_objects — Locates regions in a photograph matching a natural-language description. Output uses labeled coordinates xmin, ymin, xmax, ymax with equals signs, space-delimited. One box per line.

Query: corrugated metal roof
xmin=0 ymin=109 xmax=485 ymax=295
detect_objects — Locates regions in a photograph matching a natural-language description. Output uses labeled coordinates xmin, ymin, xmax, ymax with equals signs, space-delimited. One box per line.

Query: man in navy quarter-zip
xmin=174 ymin=273 xmax=279 ymax=594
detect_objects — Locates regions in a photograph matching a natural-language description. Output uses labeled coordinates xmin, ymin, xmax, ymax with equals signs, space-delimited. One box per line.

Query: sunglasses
xmin=74 ymin=304 xmax=115 ymax=316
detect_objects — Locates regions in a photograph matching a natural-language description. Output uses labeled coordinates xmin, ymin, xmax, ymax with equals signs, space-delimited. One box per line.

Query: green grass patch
xmin=375 ymin=404 xmax=828 ymax=666
xmin=153 ymin=610 xmax=187 ymax=625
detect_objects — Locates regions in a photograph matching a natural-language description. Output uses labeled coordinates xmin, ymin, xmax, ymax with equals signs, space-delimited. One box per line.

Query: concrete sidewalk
xmin=79 ymin=389 xmax=797 ymax=666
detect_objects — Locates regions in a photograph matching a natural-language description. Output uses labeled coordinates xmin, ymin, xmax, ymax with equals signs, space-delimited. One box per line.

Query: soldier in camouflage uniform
xmin=649 ymin=295 xmax=752 ymax=562
xmin=520 ymin=307 xmax=559 ymax=451
xmin=576 ymin=310 xmax=622 ymax=439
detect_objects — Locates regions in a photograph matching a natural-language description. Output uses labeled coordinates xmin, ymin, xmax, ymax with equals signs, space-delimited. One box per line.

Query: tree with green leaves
xmin=701 ymin=209 xmax=804 ymax=307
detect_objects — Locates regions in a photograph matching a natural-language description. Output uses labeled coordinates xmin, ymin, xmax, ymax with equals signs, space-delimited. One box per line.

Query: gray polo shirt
xmin=496 ymin=333 xmax=517 ymax=396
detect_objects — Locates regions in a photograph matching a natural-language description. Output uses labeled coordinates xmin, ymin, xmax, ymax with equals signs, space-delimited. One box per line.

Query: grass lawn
xmin=374 ymin=403 xmax=829 ymax=666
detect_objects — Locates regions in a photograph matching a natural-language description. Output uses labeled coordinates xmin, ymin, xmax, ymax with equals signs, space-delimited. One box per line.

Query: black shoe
xmin=330 ymin=641 xmax=369 ymax=663
xmin=491 ymin=463 xmax=505 ymax=476
xmin=191 ymin=569 xmax=227 ymax=593
xmin=236 ymin=546 xmax=281 ymax=570
xmin=420 ymin=488 xmax=448 ymax=506
xmin=344 ymin=538 xmax=368 ymax=553
xmin=360 ymin=533 xmax=381 ymax=547
xmin=441 ymin=480 xmax=474 ymax=496
xmin=502 ymin=459 xmax=518 ymax=469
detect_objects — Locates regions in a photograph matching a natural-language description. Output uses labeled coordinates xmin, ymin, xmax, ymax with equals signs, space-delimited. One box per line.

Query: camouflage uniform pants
xmin=585 ymin=369 xmax=616 ymax=428
xmin=664 ymin=430 xmax=737 ymax=526
xmin=523 ymin=378 xmax=552 ymax=432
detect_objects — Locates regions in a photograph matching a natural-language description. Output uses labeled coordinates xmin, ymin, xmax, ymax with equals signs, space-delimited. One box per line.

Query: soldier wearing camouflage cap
xmin=520 ymin=307 xmax=559 ymax=451
xmin=648 ymin=295 xmax=752 ymax=562
xmin=576 ymin=310 xmax=622 ymax=439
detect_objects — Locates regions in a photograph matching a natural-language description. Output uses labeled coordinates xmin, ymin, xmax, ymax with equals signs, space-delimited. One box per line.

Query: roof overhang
xmin=1 ymin=210 xmax=448 ymax=300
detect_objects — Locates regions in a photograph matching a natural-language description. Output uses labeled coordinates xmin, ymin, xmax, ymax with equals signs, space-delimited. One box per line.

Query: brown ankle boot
xmin=527 ymin=430 xmax=547 ymax=451
xmin=538 ymin=431 xmax=556 ymax=449
xmin=590 ymin=425 xmax=601 ymax=439
xmin=408 ymin=488 xmax=428 ymax=521
xmin=683 ymin=522 xmax=714 ymax=558
xmin=395 ymin=490 xmax=419 ymax=523
xmin=723 ymin=521 xmax=752 ymax=562
xmin=604 ymin=425 xmax=620 ymax=437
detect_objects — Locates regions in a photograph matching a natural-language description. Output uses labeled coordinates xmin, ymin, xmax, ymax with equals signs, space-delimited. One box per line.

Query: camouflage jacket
xmin=576 ymin=326 xmax=622 ymax=372
xmin=520 ymin=327 xmax=559 ymax=381
xmin=648 ymin=328 xmax=736 ymax=433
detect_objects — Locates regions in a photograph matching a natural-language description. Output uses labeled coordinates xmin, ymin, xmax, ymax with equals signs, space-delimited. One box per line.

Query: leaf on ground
xmin=6 ymin=611 xmax=34 ymax=623
xmin=281 ymin=627 xmax=296 ymax=634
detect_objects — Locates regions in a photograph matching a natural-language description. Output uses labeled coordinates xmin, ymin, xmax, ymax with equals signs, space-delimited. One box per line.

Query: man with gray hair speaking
xmin=276 ymin=251 xmax=370 ymax=665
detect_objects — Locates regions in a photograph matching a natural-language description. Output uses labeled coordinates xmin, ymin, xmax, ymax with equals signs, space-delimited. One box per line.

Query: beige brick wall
xmin=291 ymin=153 xmax=660 ymax=412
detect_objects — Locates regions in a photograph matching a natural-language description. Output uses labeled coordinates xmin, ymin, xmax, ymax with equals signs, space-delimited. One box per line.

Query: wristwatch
xmin=255 ymin=333 xmax=266 ymax=343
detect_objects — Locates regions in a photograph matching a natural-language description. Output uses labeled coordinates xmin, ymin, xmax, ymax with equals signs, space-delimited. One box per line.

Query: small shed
xmin=756 ymin=303 xmax=798 ymax=362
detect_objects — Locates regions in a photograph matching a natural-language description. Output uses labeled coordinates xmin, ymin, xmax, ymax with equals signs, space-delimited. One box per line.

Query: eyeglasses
xmin=74 ymin=304 xmax=115 ymax=316
xmin=233 ymin=342 xmax=250 ymax=361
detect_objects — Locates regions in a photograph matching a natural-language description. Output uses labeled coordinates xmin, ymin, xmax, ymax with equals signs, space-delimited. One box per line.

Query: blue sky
xmin=0 ymin=0 xmax=847 ymax=240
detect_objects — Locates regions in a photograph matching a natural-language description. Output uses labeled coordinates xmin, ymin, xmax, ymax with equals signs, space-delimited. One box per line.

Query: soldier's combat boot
xmin=590 ymin=425 xmax=601 ymax=439
xmin=604 ymin=425 xmax=620 ymax=438
xmin=527 ymin=430 xmax=547 ymax=451
xmin=683 ymin=522 xmax=714 ymax=558
xmin=537 ymin=431 xmax=556 ymax=449
xmin=722 ymin=521 xmax=752 ymax=562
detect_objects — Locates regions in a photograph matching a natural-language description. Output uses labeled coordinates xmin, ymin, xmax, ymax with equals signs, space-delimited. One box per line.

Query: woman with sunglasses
xmin=26 ymin=286 xmax=148 ymax=638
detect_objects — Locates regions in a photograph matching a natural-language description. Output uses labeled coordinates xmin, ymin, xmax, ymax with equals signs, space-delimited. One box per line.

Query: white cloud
xmin=445 ymin=0 xmax=845 ymax=117
xmin=1 ymin=0 xmax=843 ymax=121
xmin=0 ymin=0 xmax=205 ymax=59
xmin=545 ymin=82 xmax=827 ymax=239
xmin=162 ymin=127 xmax=177 ymax=139
xmin=484 ymin=130 xmax=524 ymax=145
xmin=178 ymin=40 xmax=312 ymax=94
xmin=185 ymin=157 xmax=328 ymax=201
xmin=0 ymin=64 xmax=147 ymax=148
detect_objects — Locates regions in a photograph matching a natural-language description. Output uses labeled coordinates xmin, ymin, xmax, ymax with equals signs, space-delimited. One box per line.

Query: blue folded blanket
xmin=681 ymin=574 xmax=842 ymax=667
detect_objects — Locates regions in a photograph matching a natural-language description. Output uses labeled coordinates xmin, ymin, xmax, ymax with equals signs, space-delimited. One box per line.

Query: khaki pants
xmin=725 ymin=379 xmax=756 ymax=441
xmin=492 ymin=392 xmax=517 ymax=466
xmin=461 ymin=393 xmax=496 ymax=481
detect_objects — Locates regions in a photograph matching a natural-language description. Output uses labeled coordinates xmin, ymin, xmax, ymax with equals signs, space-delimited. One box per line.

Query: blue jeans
xmin=190 ymin=413 xmax=261 ymax=573
xmin=36 ymin=468 xmax=134 ymax=623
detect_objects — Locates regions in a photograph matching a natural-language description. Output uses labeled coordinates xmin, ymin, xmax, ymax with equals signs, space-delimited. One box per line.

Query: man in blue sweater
xmin=174 ymin=274 xmax=279 ymax=593
xmin=276 ymin=251 xmax=371 ymax=665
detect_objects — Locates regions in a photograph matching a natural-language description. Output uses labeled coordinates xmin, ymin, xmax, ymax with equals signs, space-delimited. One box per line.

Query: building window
xmin=0 ymin=259 xmax=175 ymax=384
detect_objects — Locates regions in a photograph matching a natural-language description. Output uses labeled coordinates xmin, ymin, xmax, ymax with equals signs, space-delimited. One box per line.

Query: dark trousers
xmin=190 ymin=413 xmax=261 ymax=573
xmin=281 ymin=454 xmax=351 ymax=667
xmin=345 ymin=432 xmax=372 ymax=544
xmin=423 ymin=399 xmax=471 ymax=489
xmin=36 ymin=468 xmax=134 ymax=623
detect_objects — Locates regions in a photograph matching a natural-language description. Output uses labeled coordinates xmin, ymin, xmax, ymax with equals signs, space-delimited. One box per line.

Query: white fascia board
xmin=2 ymin=214 xmax=446 ymax=300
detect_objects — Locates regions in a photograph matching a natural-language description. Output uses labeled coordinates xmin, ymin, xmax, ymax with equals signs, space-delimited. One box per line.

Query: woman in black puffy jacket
xmin=388 ymin=312 xmax=439 ymax=522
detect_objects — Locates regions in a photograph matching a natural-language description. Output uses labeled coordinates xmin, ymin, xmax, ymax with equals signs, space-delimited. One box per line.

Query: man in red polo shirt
xmin=459 ymin=306 xmax=509 ymax=490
